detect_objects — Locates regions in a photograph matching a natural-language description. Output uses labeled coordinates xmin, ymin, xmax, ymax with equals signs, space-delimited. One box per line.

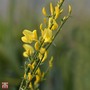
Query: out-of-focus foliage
xmin=0 ymin=0 xmax=90 ymax=90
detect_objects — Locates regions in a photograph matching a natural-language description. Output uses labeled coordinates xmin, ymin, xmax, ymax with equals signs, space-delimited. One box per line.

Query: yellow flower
xmin=55 ymin=6 xmax=60 ymax=19
xmin=28 ymin=73 xmax=32 ymax=81
xmin=36 ymin=68 xmax=41 ymax=76
xmin=60 ymin=0 xmax=64 ymax=4
xmin=28 ymin=63 xmax=34 ymax=70
xmin=48 ymin=17 xmax=58 ymax=30
xmin=48 ymin=17 xmax=53 ymax=29
xmin=23 ymin=44 xmax=34 ymax=57
xmin=29 ymin=82 xmax=33 ymax=89
xmin=42 ymin=7 xmax=47 ymax=16
xmin=51 ymin=20 xmax=58 ymax=30
xmin=21 ymin=29 xmax=37 ymax=43
xmin=38 ymin=53 xmax=43 ymax=60
xmin=32 ymin=61 xmax=36 ymax=68
xmin=34 ymin=75 xmax=40 ymax=85
xmin=42 ymin=28 xmax=52 ymax=43
xmin=35 ymin=41 xmax=40 ymax=51
xmin=42 ymin=51 xmax=47 ymax=62
xmin=50 ymin=3 xmax=54 ymax=15
xmin=38 ymin=51 xmax=47 ymax=62
xmin=40 ymin=48 xmax=46 ymax=54
xmin=40 ymin=23 xmax=43 ymax=31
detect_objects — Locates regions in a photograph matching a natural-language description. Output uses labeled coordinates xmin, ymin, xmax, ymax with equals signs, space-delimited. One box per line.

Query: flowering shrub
xmin=19 ymin=0 xmax=71 ymax=90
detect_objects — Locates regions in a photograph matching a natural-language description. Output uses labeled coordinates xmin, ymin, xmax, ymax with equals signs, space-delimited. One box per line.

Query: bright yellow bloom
xmin=48 ymin=17 xmax=53 ymax=29
xmin=36 ymin=68 xmax=41 ymax=76
xmin=21 ymin=29 xmax=37 ymax=43
xmin=28 ymin=63 xmax=34 ymax=70
xmin=40 ymin=48 xmax=46 ymax=54
xmin=48 ymin=17 xmax=58 ymax=30
xmin=38 ymin=53 xmax=43 ymax=60
xmin=42 ymin=7 xmax=47 ymax=16
xmin=38 ymin=51 xmax=47 ymax=62
xmin=36 ymin=68 xmax=45 ymax=80
xmin=28 ymin=73 xmax=32 ymax=81
xmin=42 ymin=28 xmax=52 ymax=43
xmin=32 ymin=61 xmax=36 ymax=67
xmin=42 ymin=51 xmax=47 ymax=62
xmin=60 ymin=0 xmax=64 ymax=4
xmin=23 ymin=44 xmax=34 ymax=57
xmin=34 ymin=75 xmax=40 ymax=85
xmin=40 ymin=23 xmax=43 ymax=31
xmin=55 ymin=6 xmax=60 ymax=19
xmin=35 ymin=41 xmax=40 ymax=51
xmin=50 ymin=3 xmax=54 ymax=15
xmin=29 ymin=82 xmax=33 ymax=89
xmin=51 ymin=20 xmax=58 ymax=30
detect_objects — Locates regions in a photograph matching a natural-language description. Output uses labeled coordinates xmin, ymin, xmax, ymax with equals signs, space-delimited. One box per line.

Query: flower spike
xmin=19 ymin=0 xmax=72 ymax=90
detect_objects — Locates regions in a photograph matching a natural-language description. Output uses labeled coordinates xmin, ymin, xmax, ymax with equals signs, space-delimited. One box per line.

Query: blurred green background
xmin=0 ymin=0 xmax=90 ymax=90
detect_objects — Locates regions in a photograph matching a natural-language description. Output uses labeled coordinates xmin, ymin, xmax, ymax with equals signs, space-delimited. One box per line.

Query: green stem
xmin=19 ymin=79 xmax=24 ymax=90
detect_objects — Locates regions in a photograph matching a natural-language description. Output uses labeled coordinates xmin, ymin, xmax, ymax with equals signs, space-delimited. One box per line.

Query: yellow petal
xmin=28 ymin=64 xmax=34 ymax=70
xmin=40 ymin=23 xmax=43 ymax=30
xmin=21 ymin=36 xmax=28 ymax=43
xmin=42 ymin=28 xmax=52 ymax=43
xmin=23 ymin=51 xmax=29 ymax=57
xmin=23 ymin=29 xmax=32 ymax=35
xmin=51 ymin=20 xmax=58 ymax=30
xmin=36 ymin=68 xmax=41 ymax=76
xmin=22 ymin=29 xmax=32 ymax=43
xmin=40 ymin=23 xmax=43 ymax=36
xmin=23 ymin=44 xmax=34 ymax=57
xmin=50 ymin=3 xmax=54 ymax=15
xmin=42 ymin=7 xmax=47 ymax=16
xmin=32 ymin=61 xmax=36 ymax=68
xmin=33 ymin=30 xmax=38 ymax=40
xmin=60 ymin=0 xmax=64 ymax=4
xmin=55 ymin=6 xmax=60 ymax=19
xmin=42 ymin=51 xmax=47 ymax=62
xmin=21 ymin=29 xmax=38 ymax=43
xmin=35 ymin=41 xmax=40 ymax=51
xmin=48 ymin=17 xmax=53 ymax=29
xmin=38 ymin=53 xmax=43 ymax=60
xmin=28 ymin=73 xmax=32 ymax=81
xmin=34 ymin=75 xmax=40 ymax=85
xmin=29 ymin=82 xmax=33 ymax=89
xmin=40 ymin=48 xmax=46 ymax=54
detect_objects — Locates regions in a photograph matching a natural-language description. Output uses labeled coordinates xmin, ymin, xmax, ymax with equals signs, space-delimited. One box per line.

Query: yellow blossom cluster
xmin=19 ymin=0 xmax=71 ymax=90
